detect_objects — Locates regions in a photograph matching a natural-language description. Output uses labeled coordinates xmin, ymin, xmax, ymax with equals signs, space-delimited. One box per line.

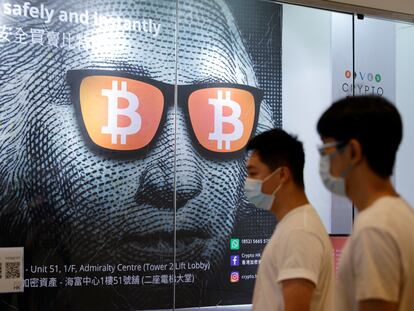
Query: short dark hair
xmin=247 ymin=129 xmax=305 ymax=188
xmin=317 ymin=96 xmax=402 ymax=178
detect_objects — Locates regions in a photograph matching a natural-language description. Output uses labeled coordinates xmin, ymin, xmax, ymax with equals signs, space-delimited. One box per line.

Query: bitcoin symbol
xmin=208 ymin=90 xmax=244 ymax=150
xmin=101 ymin=80 xmax=141 ymax=145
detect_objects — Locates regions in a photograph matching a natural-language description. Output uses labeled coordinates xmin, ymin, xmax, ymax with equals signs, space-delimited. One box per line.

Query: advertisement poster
xmin=0 ymin=0 xmax=282 ymax=310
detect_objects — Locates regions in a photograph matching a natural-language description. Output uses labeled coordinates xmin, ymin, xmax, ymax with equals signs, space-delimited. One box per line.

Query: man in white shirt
xmin=245 ymin=129 xmax=333 ymax=311
xmin=317 ymin=95 xmax=414 ymax=311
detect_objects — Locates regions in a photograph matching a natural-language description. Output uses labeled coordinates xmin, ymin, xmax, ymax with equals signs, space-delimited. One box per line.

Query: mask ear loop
xmin=339 ymin=163 xmax=353 ymax=178
xmin=272 ymin=183 xmax=283 ymax=195
xmin=263 ymin=167 xmax=283 ymax=195
xmin=329 ymin=143 xmax=353 ymax=179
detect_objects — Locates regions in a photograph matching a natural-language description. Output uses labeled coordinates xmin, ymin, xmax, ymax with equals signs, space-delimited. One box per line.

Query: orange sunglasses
xmin=67 ymin=69 xmax=263 ymax=159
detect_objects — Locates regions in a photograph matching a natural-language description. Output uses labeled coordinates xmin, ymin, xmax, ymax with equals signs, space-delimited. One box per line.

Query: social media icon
xmin=230 ymin=271 xmax=240 ymax=283
xmin=230 ymin=238 xmax=240 ymax=251
xmin=230 ymin=255 xmax=240 ymax=266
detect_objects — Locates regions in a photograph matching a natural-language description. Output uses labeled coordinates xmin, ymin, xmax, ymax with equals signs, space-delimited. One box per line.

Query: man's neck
xmin=349 ymin=171 xmax=398 ymax=211
xmin=272 ymin=188 xmax=309 ymax=221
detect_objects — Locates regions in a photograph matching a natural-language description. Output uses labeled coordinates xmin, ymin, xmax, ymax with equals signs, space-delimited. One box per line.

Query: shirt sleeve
xmin=276 ymin=229 xmax=324 ymax=285
xmin=352 ymin=227 xmax=401 ymax=302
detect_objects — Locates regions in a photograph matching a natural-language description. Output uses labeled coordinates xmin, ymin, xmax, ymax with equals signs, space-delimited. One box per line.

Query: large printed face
xmin=0 ymin=0 xmax=275 ymax=306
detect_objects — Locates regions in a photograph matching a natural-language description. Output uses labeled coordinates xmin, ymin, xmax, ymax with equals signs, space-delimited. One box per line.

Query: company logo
xmin=101 ymin=80 xmax=142 ymax=145
xmin=78 ymin=76 xmax=164 ymax=151
xmin=342 ymin=70 xmax=384 ymax=96
xmin=230 ymin=271 xmax=240 ymax=283
xmin=344 ymin=70 xmax=382 ymax=83
xmin=230 ymin=255 xmax=240 ymax=267
xmin=188 ymin=89 xmax=255 ymax=153
xmin=230 ymin=238 xmax=240 ymax=251
xmin=208 ymin=90 xmax=244 ymax=150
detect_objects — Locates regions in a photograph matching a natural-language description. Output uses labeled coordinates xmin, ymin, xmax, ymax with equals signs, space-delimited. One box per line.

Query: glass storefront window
xmin=1 ymin=1 xmax=413 ymax=310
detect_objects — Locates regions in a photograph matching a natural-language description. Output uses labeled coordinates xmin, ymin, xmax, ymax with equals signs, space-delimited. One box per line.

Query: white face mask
xmin=244 ymin=168 xmax=283 ymax=211
xmin=319 ymin=155 xmax=346 ymax=196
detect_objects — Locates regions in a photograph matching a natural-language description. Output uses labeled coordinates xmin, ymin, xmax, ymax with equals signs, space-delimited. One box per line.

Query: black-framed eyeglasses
xmin=317 ymin=141 xmax=347 ymax=156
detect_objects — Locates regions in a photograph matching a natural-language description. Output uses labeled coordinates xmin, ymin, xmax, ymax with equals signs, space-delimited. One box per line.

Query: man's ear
xmin=348 ymin=139 xmax=363 ymax=165
xmin=279 ymin=166 xmax=291 ymax=184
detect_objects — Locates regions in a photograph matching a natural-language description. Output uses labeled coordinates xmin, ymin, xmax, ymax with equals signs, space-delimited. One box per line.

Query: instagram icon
xmin=230 ymin=271 xmax=240 ymax=283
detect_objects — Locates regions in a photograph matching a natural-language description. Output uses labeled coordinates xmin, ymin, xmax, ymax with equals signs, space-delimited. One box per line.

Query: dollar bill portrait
xmin=0 ymin=0 xmax=280 ymax=309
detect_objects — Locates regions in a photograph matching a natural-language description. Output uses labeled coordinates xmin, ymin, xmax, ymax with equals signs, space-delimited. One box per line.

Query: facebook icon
xmin=230 ymin=255 xmax=240 ymax=266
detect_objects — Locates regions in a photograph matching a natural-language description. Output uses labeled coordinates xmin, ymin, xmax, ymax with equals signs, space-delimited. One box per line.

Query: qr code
xmin=5 ymin=262 xmax=20 ymax=279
